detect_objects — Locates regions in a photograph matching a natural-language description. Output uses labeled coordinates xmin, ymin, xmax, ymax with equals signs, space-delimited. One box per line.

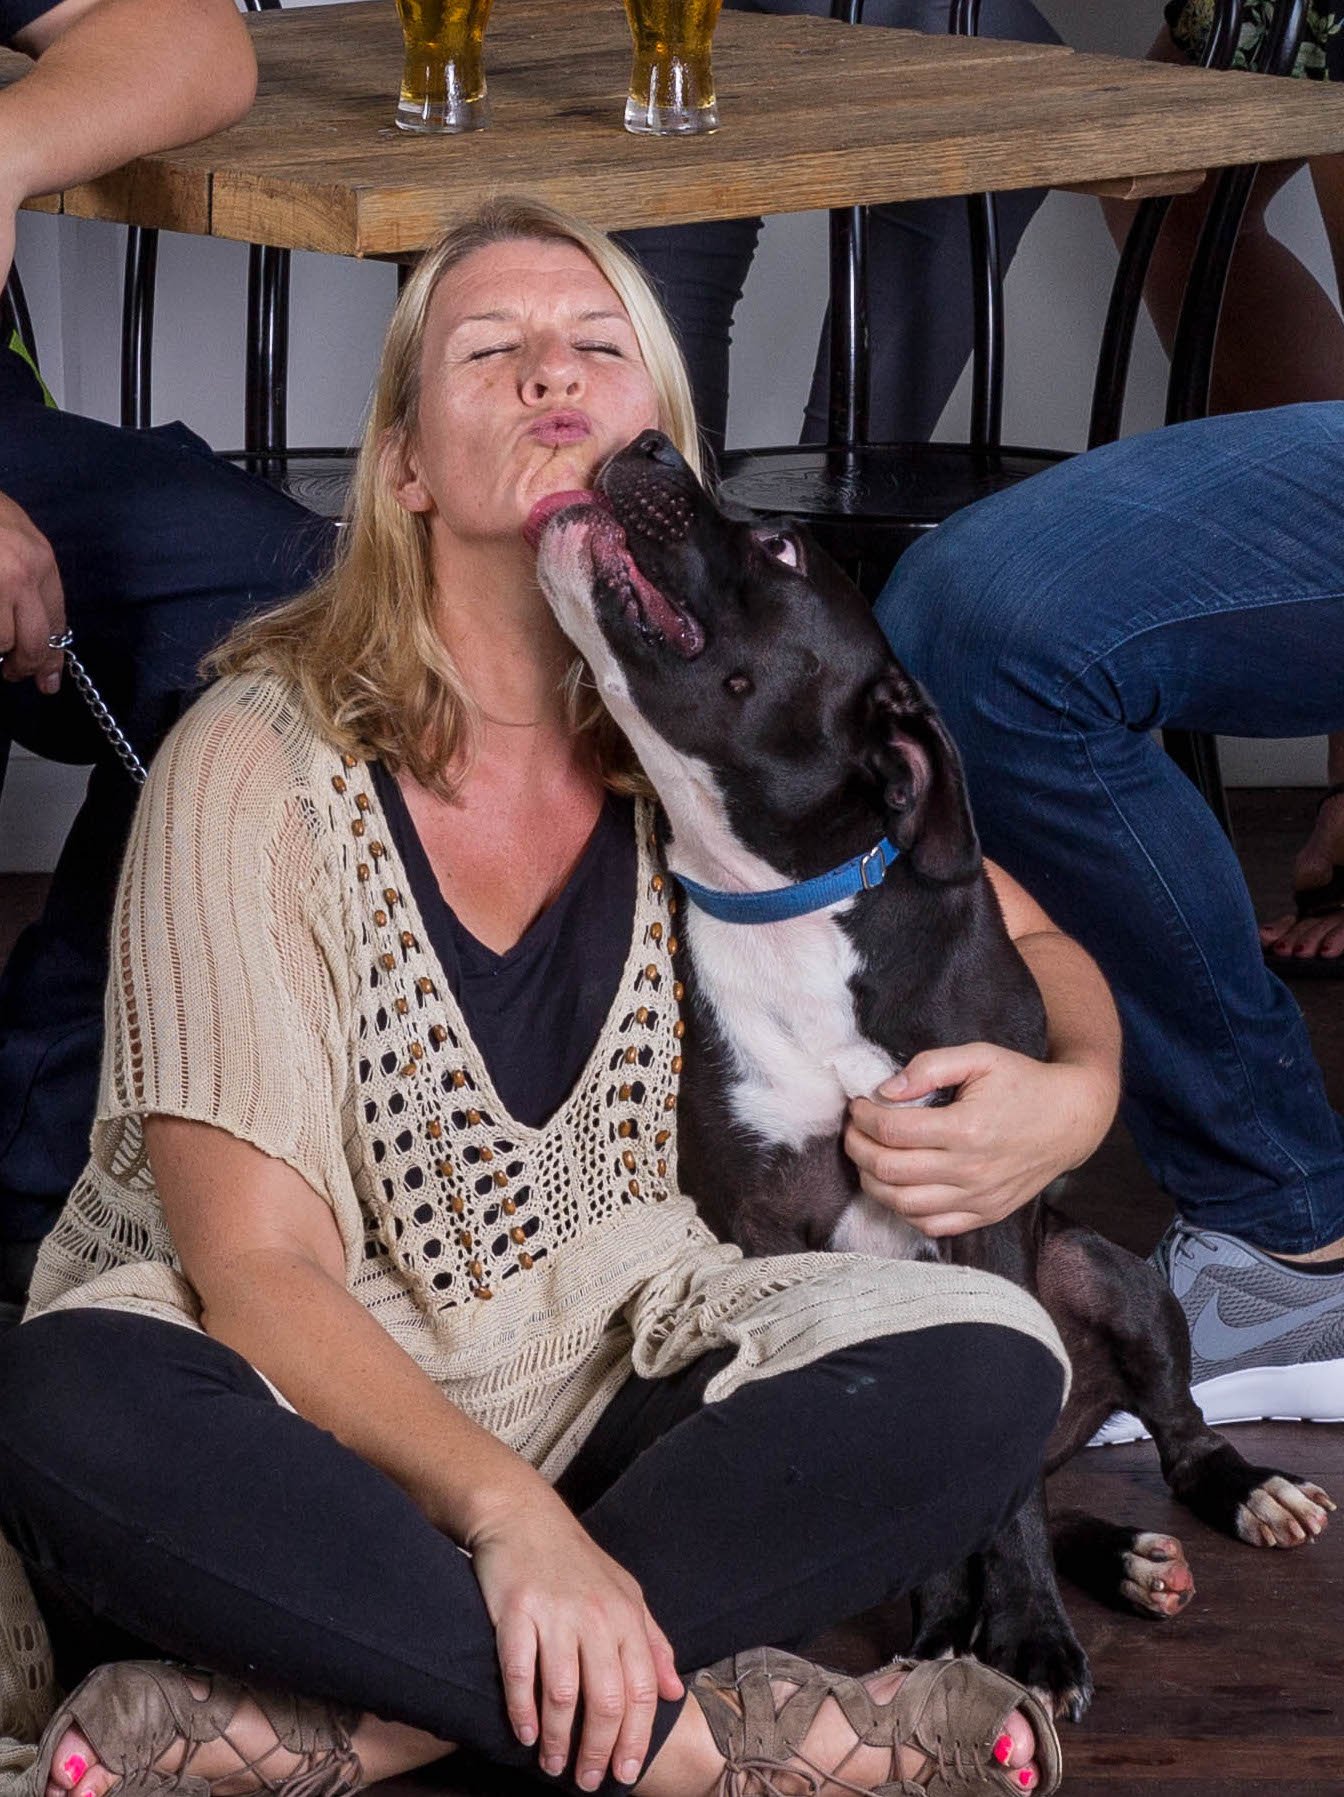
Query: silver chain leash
xmin=33 ymin=629 xmax=150 ymax=788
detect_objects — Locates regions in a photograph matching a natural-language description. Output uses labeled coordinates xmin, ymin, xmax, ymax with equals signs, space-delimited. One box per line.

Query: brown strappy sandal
xmin=25 ymin=1661 xmax=362 ymax=1797
xmin=689 ymin=1647 xmax=1062 ymax=1797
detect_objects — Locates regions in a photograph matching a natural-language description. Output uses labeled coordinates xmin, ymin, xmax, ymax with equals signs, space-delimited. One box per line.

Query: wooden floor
xmin=2 ymin=788 xmax=1341 ymax=1794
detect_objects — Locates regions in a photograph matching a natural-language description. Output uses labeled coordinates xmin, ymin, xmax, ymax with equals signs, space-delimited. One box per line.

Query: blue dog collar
xmin=676 ymin=836 xmax=901 ymax=925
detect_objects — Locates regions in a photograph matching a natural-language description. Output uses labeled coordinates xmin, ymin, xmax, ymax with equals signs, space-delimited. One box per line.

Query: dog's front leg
xmin=958 ymin=1485 xmax=1094 ymax=1722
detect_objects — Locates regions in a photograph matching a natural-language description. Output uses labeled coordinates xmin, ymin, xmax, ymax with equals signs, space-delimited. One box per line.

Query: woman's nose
xmin=521 ymin=339 xmax=582 ymax=403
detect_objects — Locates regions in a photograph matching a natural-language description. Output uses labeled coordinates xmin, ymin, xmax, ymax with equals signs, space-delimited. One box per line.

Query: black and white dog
xmin=530 ymin=430 xmax=1334 ymax=1718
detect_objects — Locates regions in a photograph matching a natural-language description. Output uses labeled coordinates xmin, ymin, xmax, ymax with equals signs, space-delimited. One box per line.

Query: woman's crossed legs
xmin=0 ymin=1309 xmax=1062 ymax=1796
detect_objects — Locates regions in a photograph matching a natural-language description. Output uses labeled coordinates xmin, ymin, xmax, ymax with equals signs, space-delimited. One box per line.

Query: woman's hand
xmin=469 ymin=1498 xmax=684 ymax=1790
xmin=844 ymin=1043 xmax=1116 ymax=1238
xmin=0 ymin=491 xmax=65 ymax=694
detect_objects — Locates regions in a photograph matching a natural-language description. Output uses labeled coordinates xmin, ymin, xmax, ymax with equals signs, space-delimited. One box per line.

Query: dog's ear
xmin=861 ymin=668 xmax=980 ymax=883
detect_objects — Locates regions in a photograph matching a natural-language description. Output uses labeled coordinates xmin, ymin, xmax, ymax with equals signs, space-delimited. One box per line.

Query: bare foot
xmin=42 ymin=1668 xmax=450 ymax=1797
xmin=1260 ymin=784 xmax=1344 ymax=967
xmin=637 ymin=1657 xmax=1048 ymax=1797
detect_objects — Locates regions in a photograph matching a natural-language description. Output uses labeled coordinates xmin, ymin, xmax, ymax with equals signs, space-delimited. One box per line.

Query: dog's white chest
xmin=688 ymin=905 xmax=895 ymax=1148
xmin=687 ymin=908 xmax=932 ymax=1263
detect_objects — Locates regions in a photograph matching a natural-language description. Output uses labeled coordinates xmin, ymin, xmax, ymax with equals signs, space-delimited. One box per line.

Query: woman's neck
xmin=431 ymin=535 xmax=575 ymax=731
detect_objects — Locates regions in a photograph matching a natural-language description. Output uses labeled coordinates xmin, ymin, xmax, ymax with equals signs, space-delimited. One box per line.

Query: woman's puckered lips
xmin=526 ymin=409 xmax=594 ymax=446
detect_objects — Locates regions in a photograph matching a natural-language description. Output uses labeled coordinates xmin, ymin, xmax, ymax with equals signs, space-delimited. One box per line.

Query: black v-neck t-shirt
xmin=371 ymin=764 xmax=637 ymax=1129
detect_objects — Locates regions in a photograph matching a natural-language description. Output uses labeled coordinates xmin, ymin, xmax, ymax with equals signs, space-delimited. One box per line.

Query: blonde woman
xmin=0 ymin=200 xmax=1114 ymax=1797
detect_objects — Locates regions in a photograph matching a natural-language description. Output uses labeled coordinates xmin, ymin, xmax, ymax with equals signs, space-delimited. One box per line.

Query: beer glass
xmin=622 ymin=0 xmax=724 ymax=135
xmin=395 ymin=0 xmax=495 ymax=133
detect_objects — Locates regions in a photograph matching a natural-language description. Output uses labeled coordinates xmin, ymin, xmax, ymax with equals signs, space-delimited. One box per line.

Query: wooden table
xmin=10 ymin=0 xmax=1344 ymax=257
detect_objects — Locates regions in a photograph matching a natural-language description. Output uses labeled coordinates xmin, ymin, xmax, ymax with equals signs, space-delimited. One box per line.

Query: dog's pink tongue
xmin=625 ymin=553 xmax=705 ymax=658
xmin=523 ymin=489 xmax=600 ymax=549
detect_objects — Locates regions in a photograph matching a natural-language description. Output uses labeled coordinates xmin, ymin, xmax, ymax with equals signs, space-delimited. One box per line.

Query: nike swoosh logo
xmin=1190 ymin=1287 xmax=1343 ymax=1363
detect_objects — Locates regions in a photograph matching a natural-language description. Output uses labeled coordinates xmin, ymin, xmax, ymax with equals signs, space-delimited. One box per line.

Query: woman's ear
xmin=383 ymin=428 xmax=434 ymax=515
xmin=861 ymin=667 xmax=981 ymax=884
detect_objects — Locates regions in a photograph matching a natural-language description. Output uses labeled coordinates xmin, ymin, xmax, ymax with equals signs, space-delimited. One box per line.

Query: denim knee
xmin=874 ymin=513 xmax=1056 ymax=731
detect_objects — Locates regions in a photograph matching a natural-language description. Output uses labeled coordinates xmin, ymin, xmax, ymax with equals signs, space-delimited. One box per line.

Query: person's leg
xmin=615 ymin=215 xmax=762 ymax=463
xmin=1258 ymin=731 xmax=1344 ymax=967
xmin=568 ymin=1322 xmax=1062 ymax=1794
xmin=1100 ymin=32 xmax=1344 ymax=414
xmin=0 ymin=402 xmax=336 ymax=1269
xmin=0 ymin=1309 xmax=1059 ymax=1796
xmin=874 ymin=404 xmax=1344 ymax=1253
xmin=618 ymin=0 xmax=1059 ymax=457
xmin=873 ymin=404 xmax=1344 ymax=1417
xmin=0 ymin=1309 xmax=599 ymax=1792
xmin=566 ymin=1324 xmax=1061 ymax=1669
xmin=799 ymin=0 xmax=1061 ymax=444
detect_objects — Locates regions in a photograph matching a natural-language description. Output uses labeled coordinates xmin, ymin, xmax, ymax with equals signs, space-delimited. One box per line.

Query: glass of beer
xmin=395 ymin=0 xmax=495 ymax=133
xmin=622 ymin=0 xmax=724 ymax=135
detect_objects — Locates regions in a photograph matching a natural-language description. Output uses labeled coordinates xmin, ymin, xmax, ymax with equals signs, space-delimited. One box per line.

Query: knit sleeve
xmin=96 ymin=680 xmax=360 ymax=1240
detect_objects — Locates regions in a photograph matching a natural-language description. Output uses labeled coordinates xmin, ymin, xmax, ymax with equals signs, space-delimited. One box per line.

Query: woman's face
xmin=394 ymin=238 xmax=663 ymax=548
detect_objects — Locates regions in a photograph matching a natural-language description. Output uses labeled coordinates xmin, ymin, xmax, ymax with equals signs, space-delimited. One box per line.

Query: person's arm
xmin=0 ymin=0 xmax=257 ymax=283
xmin=844 ymin=859 xmax=1120 ymax=1238
xmin=145 ymin=1115 xmax=683 ymax=1789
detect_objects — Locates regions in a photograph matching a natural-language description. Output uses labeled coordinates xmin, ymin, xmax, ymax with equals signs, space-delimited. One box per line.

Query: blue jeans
xmin=0 ymin=350 xmax=336 ymax=1240
xmin=617 ymin=0 xmax=1061 ymax=458
xmin=873 ymin=403 xmax=1344 ymax=1254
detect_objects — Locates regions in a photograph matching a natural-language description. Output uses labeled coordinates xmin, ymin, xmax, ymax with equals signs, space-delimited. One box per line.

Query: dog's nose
xmin=632 ymin=430 xmax=686 ymax=471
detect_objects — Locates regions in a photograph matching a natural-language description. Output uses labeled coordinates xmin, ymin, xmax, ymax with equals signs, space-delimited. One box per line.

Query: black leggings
xmin=0 ymin=1311 xmax=1062 ymax=1795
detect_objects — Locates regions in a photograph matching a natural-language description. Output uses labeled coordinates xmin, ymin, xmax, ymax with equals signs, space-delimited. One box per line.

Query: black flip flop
xmin=1263 ymin=784 xmax=1344 ymax=982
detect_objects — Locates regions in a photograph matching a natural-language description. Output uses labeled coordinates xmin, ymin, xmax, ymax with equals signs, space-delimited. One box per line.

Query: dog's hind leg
xmin=1039 ymin=1214 xmax=1334 ymax=1552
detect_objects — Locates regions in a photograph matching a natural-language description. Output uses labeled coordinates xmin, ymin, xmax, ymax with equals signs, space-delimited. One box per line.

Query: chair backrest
xmin=120 ymin=0 xmax=285 ymax=432
xmin=828 ymin=0 xmax=1305 ymax=455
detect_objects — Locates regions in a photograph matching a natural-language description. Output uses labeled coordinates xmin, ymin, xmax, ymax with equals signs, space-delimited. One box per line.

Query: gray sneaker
xmin=1089 ymin=1221 xmax=1344 ymax=1445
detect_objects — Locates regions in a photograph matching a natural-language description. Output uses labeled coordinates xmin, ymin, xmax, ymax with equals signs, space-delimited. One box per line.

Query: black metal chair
xmin=117 ymin=0 xmax=368 ymax=518
xmin=716 ymin=0 xmax=1305 ymax=836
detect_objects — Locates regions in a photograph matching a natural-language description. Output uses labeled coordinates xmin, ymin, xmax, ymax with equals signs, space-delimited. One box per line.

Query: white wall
xmin=3 ymin=0 xmax=1334 ymax=868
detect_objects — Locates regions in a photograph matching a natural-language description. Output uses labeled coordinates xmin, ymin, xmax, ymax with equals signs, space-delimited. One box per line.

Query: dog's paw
xmin=1118 ymin=1532 xmax=1195 ymax=1617
xmin=1235 ymin=1474 xmax=1335 ymax=1548
xmin=976 ymin=1617 xmax=1094 ymax=1723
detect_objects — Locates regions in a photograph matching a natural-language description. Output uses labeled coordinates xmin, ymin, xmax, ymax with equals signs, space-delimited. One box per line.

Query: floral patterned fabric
xmin=1165 ymin=0 xmax=1344 ymax=79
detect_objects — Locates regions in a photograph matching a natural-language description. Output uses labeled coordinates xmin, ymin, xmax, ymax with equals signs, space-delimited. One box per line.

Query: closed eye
xmin=466 ymin=344 xmax=518 ymax=361
xmin=753 ymin=530 xmax=802 ymax=570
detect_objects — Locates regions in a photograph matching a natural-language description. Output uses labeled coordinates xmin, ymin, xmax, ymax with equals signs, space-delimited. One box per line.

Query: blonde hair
xmin=212 ymin=196 xmax=702 ymax=797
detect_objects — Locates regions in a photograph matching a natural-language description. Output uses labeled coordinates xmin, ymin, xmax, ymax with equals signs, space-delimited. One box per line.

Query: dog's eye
xmin=724 ymin=672 xmax=753 ymax=698
xmin=753 ymin=531 xmax=801 ymax=569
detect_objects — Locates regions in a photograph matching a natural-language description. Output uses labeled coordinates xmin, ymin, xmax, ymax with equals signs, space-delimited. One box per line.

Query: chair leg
xmin=120 ymin=226 xmax=159 ymax=430
xmin=245 ymin=244 xmax=292 ymax=481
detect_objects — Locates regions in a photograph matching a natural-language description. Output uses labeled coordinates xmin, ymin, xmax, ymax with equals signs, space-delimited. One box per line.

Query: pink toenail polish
xmin=1018 ymin=1771 xmax=1035 ymax=1789
xmin=993 ymin=1735 xmax=1013 ymax=1765
xmin=61 ymin=1758 xmax=87 ymax=1784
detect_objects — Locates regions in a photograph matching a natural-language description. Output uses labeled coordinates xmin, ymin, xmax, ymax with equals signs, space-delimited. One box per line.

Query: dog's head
xmin=531 ymin=430 xmax=979 ymax=890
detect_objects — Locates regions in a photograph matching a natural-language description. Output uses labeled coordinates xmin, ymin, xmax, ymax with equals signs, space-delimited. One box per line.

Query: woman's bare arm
xmin=844 ymin=859 xmax=1120 ymax=1237
xmin=1 ymin=0 xmax=257 ymax=285
xmin=145 ymin=1113 xmax=553 ymax=1543
xmin=145 ymin=1115 xmax=683 ymax=1785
